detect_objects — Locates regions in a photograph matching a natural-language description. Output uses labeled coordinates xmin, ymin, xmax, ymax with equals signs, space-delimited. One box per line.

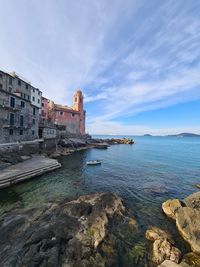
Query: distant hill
xmin=144 ymin=134 xmax=152 ymax=136
xmin=168 ymin=133 xmax=200 ymax=137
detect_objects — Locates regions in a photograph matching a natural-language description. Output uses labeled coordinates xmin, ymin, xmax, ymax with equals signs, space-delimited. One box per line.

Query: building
xmin=0 ymin=70 xmax=39 ymax=143
xmin=39 ymin=90 xmax=86 ymax=136
xmin=31 ymin=87 xmax=42 ymax=112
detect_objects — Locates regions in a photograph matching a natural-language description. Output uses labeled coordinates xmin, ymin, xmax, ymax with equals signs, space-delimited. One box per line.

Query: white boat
xmin=86 ymin=160 xmax=101 ymax=165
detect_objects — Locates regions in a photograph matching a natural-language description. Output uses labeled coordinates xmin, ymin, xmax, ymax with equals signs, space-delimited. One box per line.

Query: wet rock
xmin=184 ymin=191 xmax=200 ymax=209
xmin=180 ymin=252 xmax=200 ymax=267
xmin=146 ymin=227 xmax=181 ymax=265
xmin=176 ymin=207 xmax=200 ymax=253
xmin=163 ymin=191 xmax=200 ymax=254
xmin=195 ymin=184 xmax=200 ymax=190
xmin=146 ymin=227 xmax=173 ymax=243
xmin=158 ymin=260 xmax=180 ymax=267
xmin=152 ymin=239 xmax=181 ymax=264
xmin=162 ymin=199 xmax=182 ymax=220
xmin=0 ymin=192 xmax=125 ymax=267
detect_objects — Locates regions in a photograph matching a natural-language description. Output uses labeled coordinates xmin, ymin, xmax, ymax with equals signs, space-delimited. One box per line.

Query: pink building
xmin=40 ymin=90 xmax=85 ymax=135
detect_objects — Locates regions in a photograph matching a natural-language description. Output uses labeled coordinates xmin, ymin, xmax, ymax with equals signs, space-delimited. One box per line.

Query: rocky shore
xmin=0 ymin=192 xmax=135 ymax=267
xmin=146 ymin=190 xmax=200 ymax=267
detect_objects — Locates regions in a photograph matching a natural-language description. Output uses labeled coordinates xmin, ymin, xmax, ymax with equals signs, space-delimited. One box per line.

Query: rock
xmin=157 ymin=260 xmax=180 ymax=267
xmin=176 ymin=207 xmax=200 ymax=253
xmin=146 ymin=227 xmax=181 ymax=265
xmin=195 ymin=184 xmax=200 ymax=189
xmin=152 ymin=239 xmax=181 ymax=264
xmin=162 ymin=199 xmax=183 ymax=220
xmin=0 ymin=192 xmax=125 ymax=267
xmin=144 ymin=186 xmax=168 ymax=194
xmin=146 ymin=227 xmax=173 ymax=243
xmin=185 ymin=191 xmax=200 ymax=209
xmin=180 ymin=252 xmax=200 ymax=267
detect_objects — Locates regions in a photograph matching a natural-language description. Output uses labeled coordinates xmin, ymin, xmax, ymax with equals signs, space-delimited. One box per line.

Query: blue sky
xmin=0 ymin=0 xmax=200 ymax=135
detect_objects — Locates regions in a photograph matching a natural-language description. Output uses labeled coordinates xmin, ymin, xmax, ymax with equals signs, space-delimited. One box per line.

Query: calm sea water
xmin=0 ymin=135 xmax=200 ymax=266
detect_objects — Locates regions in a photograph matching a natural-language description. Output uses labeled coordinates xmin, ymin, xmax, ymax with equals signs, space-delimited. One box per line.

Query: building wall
xmin=54 ymin=108 xmax=80 ymax=134
xmin=0 ymin=71 xmax=39 ymax=144
xmin=31 ymin=87 xmax=42 ymax=110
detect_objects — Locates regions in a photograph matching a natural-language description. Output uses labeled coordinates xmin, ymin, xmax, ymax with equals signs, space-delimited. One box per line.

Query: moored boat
xmin=86 ymin=160 xmax=101 ymax=165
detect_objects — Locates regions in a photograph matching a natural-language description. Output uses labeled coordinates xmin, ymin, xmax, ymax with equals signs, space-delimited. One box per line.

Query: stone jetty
xmin=0 ymin=155 xmax=61 ymax=189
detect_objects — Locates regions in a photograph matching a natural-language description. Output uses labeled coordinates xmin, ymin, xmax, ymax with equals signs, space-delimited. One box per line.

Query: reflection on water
xmin=0 ymin=136 xmax=200 ymax=266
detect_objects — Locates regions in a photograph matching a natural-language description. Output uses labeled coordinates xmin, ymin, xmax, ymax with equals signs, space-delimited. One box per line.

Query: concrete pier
xmin=0 ymin=155 xmax=61 ymax=189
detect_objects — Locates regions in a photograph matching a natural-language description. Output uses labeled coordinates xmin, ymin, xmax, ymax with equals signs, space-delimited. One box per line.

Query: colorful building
xmin=40 ymin=90 xmax=86 ymax=136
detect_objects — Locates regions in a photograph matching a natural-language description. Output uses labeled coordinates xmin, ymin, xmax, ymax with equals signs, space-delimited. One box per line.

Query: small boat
xmin=86 ymin=160 xmax=101 ymax=165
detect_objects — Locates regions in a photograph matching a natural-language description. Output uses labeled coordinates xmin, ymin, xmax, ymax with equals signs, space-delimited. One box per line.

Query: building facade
xmin=40 ymin=90 xmax=86 ymax=135
xmin=0 ymin=71 xmax=39 ymax=143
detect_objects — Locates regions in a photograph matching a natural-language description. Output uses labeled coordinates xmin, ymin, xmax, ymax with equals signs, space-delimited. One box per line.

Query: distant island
xmin=143 ymin=133 xmax=200 ymax=137
xmin=168 ymin=133 xmax=200 ymax=137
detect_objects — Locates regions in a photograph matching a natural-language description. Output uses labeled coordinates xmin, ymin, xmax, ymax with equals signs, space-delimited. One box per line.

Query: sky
xmin=0 ymin=0 xmax=200 ymax=135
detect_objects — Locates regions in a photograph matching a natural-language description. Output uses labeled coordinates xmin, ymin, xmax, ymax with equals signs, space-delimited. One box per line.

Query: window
xmin=20 ymin=115 xmax=24 ymax=127
xmin=71 ymin=113 xmax=75 ymax=117
xmin=21 ymin=101 xmax=25 ymax=108
xmin=0 ymin=84 xmax=2 ymax=89
xmin=32 ymin=119 xmax=35 ymax=125
xmin=9 ymin=87 xmax=12 ymax=93
xmin=32 ymin=96 xmax=35 ymax=101
xmin=20 ymin=129 xmax=23 ymax=135
xmin=42 ymin=103 xmax=44 ymax=107
xmin=38 ymin=91 xmax=40 ymax=95
xmin=9 ymin=77 xmax=12 ymax=85
xmin=33 ymin=88 xmax=35 ymax=93
xmin=26 ymin=84 xmax=28 ymax=89
xmin=27 ymin=95 xmax=30 ymax=100
xmin=9 ymin=113 xmax=15 ymax=126
xmin=0 ymin=73 xmax=2 ymax=79
xmin=18 ymin=79 xmax=21 ymax=86
xmin=38 ymin=99 xmax=40 ymax=104
xmin=9 ymin=129 xmax=14 ymax=135
xmin=32 ymin=130 xmax=35 ymax=135
xmin=10 ymin=97 xmax=15 ymax=108
xmin=33 ymin=107 xmax=36 ymax=115
xmin=60 ymin=111 xmax=63 ymax=115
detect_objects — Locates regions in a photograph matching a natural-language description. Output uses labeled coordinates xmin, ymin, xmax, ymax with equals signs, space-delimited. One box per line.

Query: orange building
xmin=40 ymin=90 xmax=85 ymax=135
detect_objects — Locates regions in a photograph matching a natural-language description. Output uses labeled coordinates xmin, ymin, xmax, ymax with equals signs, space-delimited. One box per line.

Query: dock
xmin=0 ymin=155 xmax=61 ymax=189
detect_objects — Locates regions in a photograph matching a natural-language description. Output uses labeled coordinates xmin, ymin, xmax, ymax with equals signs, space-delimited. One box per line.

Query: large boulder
xmin=0 ymin=192 xmax=125 ymax=267
xmin=176 ymin=207 xmax=200 ymax=253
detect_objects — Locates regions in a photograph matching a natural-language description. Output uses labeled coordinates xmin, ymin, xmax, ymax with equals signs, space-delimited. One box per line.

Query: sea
xmin=0 ymin=135 xmax=200 ymax=266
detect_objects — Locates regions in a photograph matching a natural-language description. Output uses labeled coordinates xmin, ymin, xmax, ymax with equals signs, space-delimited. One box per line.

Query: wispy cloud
xmin=0 ymin=0 xmax=200 ymax=134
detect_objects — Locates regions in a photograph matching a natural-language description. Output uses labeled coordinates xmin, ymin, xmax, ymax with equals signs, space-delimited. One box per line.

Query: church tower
xmin=73 ymin=90 xmax=85 ymax=134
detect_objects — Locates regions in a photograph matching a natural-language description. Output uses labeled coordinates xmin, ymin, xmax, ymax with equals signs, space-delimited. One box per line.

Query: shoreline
xmin=0 ymin=137 xmax=134 ymax=189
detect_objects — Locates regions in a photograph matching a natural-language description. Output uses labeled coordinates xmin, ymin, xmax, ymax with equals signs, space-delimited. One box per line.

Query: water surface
xmin=0 ymin=136 xmax=200 ymax=266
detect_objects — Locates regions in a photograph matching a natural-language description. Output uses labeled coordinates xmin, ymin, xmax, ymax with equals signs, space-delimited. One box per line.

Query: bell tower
xmin=73 ymin=90 xmax=85 ymax=134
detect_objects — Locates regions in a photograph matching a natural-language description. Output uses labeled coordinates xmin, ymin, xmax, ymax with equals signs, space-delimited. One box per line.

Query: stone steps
xmin=0 ymin=157 xmax=61 ymax=189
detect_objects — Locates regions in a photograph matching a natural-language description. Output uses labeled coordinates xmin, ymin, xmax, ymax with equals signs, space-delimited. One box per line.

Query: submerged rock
xmin=0 ymin=192 xmax=125 ymax=267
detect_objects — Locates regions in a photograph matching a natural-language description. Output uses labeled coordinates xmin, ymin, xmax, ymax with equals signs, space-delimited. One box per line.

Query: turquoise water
xmin=0 ymin=136 xmax=200 ymax=266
